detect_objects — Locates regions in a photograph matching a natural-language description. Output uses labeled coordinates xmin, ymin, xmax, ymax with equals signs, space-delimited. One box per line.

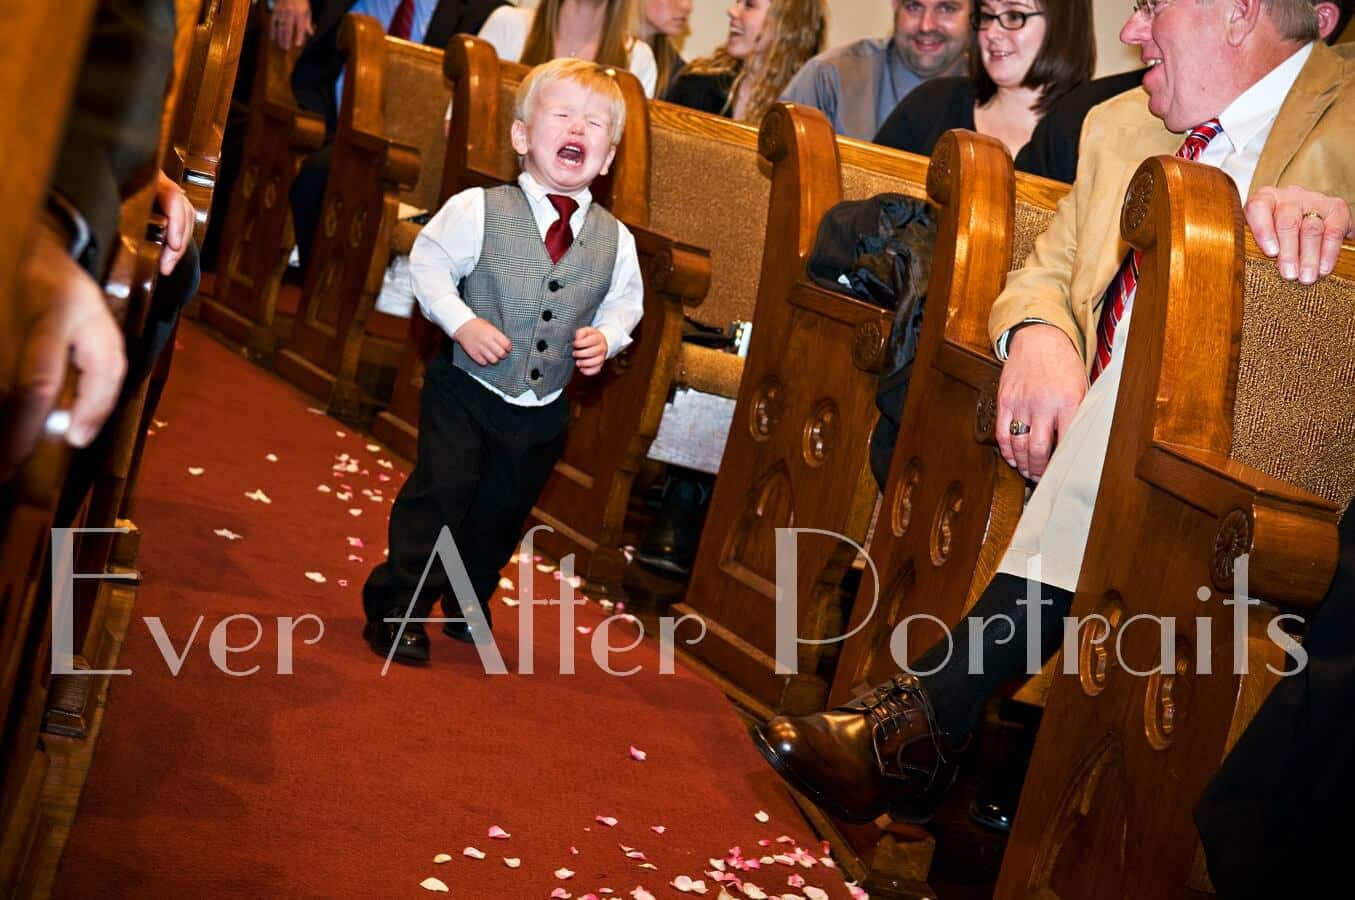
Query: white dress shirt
xmin=476 ymin=5 xmax=659 ymax=98
xmin=997 ymin=43 xmax=1315 ymax=593
xmin=410 ymin=171 xmax=645 ymax=407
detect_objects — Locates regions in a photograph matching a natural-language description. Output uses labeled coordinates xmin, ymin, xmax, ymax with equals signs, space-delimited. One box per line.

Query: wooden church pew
xmin=0 ymin=3 xmax=101 ymax=887
xmin=827 ymin=132 xmax=1068 ymax=708
xmin=269 ymin=13 xmax=439 ymax=421
xmin=368 ymin=36 xmax=710 ymax=598
xmin=196 ymin=7 xmax=325 ymax=356
xmin=996 ymin=159 xmax=1355 ymax=900
xmin=670 ymin=104 xmax=940 ymax=718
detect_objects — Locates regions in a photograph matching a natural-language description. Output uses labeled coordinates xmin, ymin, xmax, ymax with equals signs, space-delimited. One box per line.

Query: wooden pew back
xmin=381 ymin=39 xmax=455 ymax=215
xmin=827 ymin=132 xmax=1066 ymax=706
xmin=997 ymin=156 xmax=1355 ymax=900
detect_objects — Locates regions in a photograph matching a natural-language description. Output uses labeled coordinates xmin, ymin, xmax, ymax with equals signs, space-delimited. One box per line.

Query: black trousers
xmin=1194 ymin=509 xmax=1355 ymax=898
xmin=362 ymin=354 xmax=569 ymax=624
xmin=288 ymin=144 xmax=331 ymax=275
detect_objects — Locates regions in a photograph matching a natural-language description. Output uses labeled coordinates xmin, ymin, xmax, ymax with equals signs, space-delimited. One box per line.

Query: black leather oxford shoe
xmin=363 ymin=620 xmax=429 ymax=664
xmin=751 ymin=675 xmax=964 ymax=824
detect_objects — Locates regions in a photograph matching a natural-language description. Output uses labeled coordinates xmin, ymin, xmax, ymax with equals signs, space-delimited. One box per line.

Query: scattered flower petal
xmin=502 ymin=597 xmax=520 ymax=607
xmin=378 ymin=473 xmax=392 ymax=482
xmin=265 ymin=453 xmax=278 ymax=462
xmin=337 ymin=579 xmax=348 ymax=587
xmin=846 ymin=885 xmax=868 ymax=900
xmin=599 ymin=599 xmax=615 ymax=612
xmin=568 ymin=575 xmax=584 ymax=589
xmin=536 ymin=563 xmax=556 ymax=573
xmin=377 ymin=458 xmax=394 ymax=469
xmin=503 ymin=857 xmax=521 ymax=868
xmin=596 ymin=816 xmax=618 ymax=827
xmin=629 ymin=746 xmax=647 ymax=762
xmin=317 ymin=484 xmax=332 ymax=493
xmin=245 ymin=489 xmax=271 ymax=504
xmin=419 ymin=877 xmax=449 ymax=892
xmin=672 ymin=876 xmax=708 ymax=894
xmin=336 ymin=430 xmax=346 ymax=437
xmin=463 ymin=847 xmax=486 ymax=859
xmin=433 ymin=853 xmax=451 ymax=863
xmin=651 ymin=825 xmax=666 ymax=835
xmin=754 ymin=811 xmax=770 ymax=823
xmin=577 ymin=626 xmax=593 ymax=635
xmin=304 ymin=572 xmax=326 ymax=584
xmin=214 ymin=528 xmax=242 ymax=541
xmin=488 ymin=825 xmax=510 ymax=839
xmin=348 ymin=508 xmax=363 ymax=516
xmin=570 ymin=847 xmax=579 ymax=855
xmin=366 ymin=443 xmax=381 ymax=452
xmin=187 ymin=466 xmax=204 ymax=476
xmin=348 ymin=537 xmax=365 ymax=547
xmin=555 ymin=868 xmax=575 ymax=880
xmin=631 ymin=889 xmax=656 ymax=900
xmin=306 ymin=407 xmax=324 ymax=414
xmin=348 ymin=554 xmax=363 ymax=562
xmin=709 ymin=860 xmax=726 ymax=872
xmin=499 ymin=577 xmax=515 ymax=590
xmin=551 ymin=891 xmax=571 ymax=900
xmin=741 ymin=885 xmax=766 ymax=899
xmin=787 ymin=874 xmax=805 ymax=889
xmin=802 ymin=888 xmax=829 ymax=900
xmin=638 ymin=863 xmax=657 ymax=870
xmin=625 ymin=850 xmax=647 ymax=860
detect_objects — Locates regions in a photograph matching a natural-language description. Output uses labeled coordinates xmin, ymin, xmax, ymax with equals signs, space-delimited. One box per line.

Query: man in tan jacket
xmin=751 ymin=0 xmax=1355 ymax=828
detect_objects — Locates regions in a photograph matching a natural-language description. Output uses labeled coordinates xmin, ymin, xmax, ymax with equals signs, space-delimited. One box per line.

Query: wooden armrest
xmin=645 ymin=241 xmax=710 ymax=309
xmin=1139 ymin=441 xmax=1341 ymax=607
xmin=677 ymin=345 xmax=743 ymax=398
xmin=786 ymin=281 xmax=894 ymax=375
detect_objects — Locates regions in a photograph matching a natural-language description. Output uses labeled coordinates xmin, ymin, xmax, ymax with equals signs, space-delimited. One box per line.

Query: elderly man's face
xmin=892 ymin=0 xmax=973 ymax=77
xmin=1121 ymin=0 xmax=1236 ymax=132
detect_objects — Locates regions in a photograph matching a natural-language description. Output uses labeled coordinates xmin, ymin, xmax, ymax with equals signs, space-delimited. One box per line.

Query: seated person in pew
xmin=362 ymin=58 xmax=644 ymax=664
xmin=1194 ymin=502 xmax=1355 ymax=896
xmin=779 ymin=0 xmax=974 ymax=141
xmin=477 ymin=0 xmax=660 ymax=96
xmin=749 ymin=0 xmax=1355 ymax=826
xmin=664 ymin=0 xmax=827 ymax=123
xmin=1013 ymin=0 xmax=1351 ymax=183
xmin=3 ymin=0 xmax=193 ymax=483
xmin=874 ymin=0 xmax=1095 ymax=165
xmin=287 ymin=0 xmax=509 ymax=273
xmin=637 ymin=0 xmax=693 ymax=98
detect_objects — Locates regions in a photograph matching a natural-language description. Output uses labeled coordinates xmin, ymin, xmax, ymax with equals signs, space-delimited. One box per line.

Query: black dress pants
xmin=362 ymin=354 xmax=569 ymax=624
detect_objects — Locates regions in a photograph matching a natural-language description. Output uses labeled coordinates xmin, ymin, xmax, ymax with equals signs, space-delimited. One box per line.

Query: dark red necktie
xmin=1089 ymin=118 xmax=1224 ymax=383
xmin=545 ymin=194 xmax=579 ymax=263
xmin=387 ymin=0 xmax=414 ymax=40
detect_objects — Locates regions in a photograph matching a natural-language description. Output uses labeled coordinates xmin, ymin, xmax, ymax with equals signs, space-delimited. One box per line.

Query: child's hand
xmin=453 ymin=318 xmax=512 ymax=366
xmin=573 ymin=327 xmax=608 ymax=376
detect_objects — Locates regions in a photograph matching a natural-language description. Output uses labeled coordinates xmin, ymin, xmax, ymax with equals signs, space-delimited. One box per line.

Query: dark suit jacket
xmin=1195 ymin=507 xmax=1355 ymax=898
xmin=291 ymin=0 xmax=508 ymax=131
xmin=51 ymin=0 xmax=176 ymax=278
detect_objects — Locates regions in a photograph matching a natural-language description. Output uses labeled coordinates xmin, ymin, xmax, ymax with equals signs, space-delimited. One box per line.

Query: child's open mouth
xmin=557 ymin=143 xmax=585 ymax=167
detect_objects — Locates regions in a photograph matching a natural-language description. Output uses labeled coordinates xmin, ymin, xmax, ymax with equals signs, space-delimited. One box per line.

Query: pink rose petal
xmin=348 ymin=537 xmax=365 ymax=547
xmin=787 ymin=874 xmax=806 ymax=889
xmin=629 ymin=745 xmax=647 ymax=761
xmin=551 ymin=891 xmax=571 ymax=899
xmin=577 ymin=626 xmax=593 ymax=635
xmin=630 ymin=889 xmax=656 ymax=900
xmin=488 ymin=825 xmax=511 ymax=839
xmin=651 ymin=825 xmax=666 ymax=835
xmin=596 ymin=815 xmax=618 ymax=827
xmin=555 ymin=867 xmax=575 ymax=880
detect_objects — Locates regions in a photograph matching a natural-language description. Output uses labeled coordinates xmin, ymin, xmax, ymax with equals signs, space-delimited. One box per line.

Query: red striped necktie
xmin=1089 ymin=118 xmax=1225 ymax=383
xmin=387 ymin=0 xmax=414 ymax=40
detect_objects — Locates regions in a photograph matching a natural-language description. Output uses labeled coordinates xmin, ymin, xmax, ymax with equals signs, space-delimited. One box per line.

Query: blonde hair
xmin=678 ymin=0 xmax=826 ymax=124
xmin=521 ymin=0 xmax=637 ymax=71
xmin=515 ymin=57 xmax=629 ymax=145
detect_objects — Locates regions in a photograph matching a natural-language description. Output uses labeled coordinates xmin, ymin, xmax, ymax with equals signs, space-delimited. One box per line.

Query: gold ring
xmin=1009 ymin=419 xmax=1031 ymax=436
xmin=1303 ymin=210 xmax=1324 ymax=221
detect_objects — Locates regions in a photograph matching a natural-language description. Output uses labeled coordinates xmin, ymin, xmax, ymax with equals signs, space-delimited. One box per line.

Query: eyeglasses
xmin=1130 ymin=0 xmax=1174 ymax=18
xmin=971 ymin=10 xmax=1046 ymax=30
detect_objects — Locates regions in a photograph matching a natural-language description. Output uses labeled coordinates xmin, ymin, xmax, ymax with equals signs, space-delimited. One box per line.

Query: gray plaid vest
xmin=454 ymin=184 xmax=619 ymax=398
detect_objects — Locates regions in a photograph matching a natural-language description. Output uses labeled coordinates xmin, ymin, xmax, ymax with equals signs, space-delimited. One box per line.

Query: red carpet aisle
xmin=52 ymin=322 xmax=864 ymax=900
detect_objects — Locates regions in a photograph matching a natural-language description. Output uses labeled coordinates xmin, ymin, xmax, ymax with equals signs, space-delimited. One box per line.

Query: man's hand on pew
xmin=155 ymin=170 xmax=195 ymax=276
xmin=1245 ymin=187 xmax=1353 ymax=285
xmin=2 ymin=220 xmax=128 ymax=466
xmin=572 ymin=327 xmax=607 ymax=376
xmin=270 ymin=0 xmax=314 ymax=50
xmin=453 ymin=318 xmax=512 ymax=366
xmin=997 ymin=323 xmax=1086 ymax=481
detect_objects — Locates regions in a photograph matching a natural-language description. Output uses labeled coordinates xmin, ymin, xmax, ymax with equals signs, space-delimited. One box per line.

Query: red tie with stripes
xmin=387 ymin=0 xmax=414 ymax=40
xmin=1088 ymin=119 xmax=1224 ymax=382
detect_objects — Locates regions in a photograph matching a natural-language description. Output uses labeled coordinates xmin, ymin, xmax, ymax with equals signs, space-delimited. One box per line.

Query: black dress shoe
xmin=751 ymin=675 xmax=964 ymax=824
xmin=362 ymin=621 xmax=429 ymax=664
xmin=636 ymin=471 xmax=712 ymax=575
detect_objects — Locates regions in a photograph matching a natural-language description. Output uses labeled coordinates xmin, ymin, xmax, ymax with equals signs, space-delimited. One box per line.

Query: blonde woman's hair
xmin=649 ymin=32 xmax=685 ymax=96
xmin=521 ymin=0 xmax=637 ymax=71
xmin=515 ymin=56 xmax=629 ymax=145
xmin=677 ymin=0 xmax=826 ymax=124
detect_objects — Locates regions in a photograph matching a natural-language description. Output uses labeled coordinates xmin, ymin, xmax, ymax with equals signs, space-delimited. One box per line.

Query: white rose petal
xmin=463 ymin=846 xmax=486 ymax=859
xmin=433 ymin=854 xmax=452 ymax=863
xmin=265 ymin=453 xmax=278 ymax=462
xmin=187 ymin=467 xmax=204 ymax=476
xmin=503 ymin=857 xmax=521 ymax=868
xmin=213 ymin=528 xmax=243 ymax=541
xmin=304 ymin=572 xmax=326 ymax=583
xmin=754 ymin=810 xmax=770 ymax=823
xmin=245 ymin=489 xmax=271 ymax=504
xmin=419 ymin=877 xmax=449 ymax=892
xmin=555 ymin=868 xmax=575 ymax=879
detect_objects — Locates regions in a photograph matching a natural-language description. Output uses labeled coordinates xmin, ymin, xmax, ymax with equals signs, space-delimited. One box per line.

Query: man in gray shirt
xmin=779 ymin=0 xmax=973 ymax=140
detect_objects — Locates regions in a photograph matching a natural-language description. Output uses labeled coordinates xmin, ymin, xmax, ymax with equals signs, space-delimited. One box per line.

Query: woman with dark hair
xmin=874 ymin=0 xmax=1094 ymax=165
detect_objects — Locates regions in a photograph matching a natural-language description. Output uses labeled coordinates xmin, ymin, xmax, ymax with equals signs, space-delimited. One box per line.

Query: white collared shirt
xmin=410 ymin=171 xmax=645 ymax=406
